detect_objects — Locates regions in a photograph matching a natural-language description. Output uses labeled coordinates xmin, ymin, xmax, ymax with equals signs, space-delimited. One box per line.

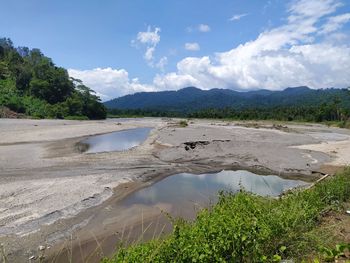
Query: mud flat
xmin=0 ymin=118 xmax=349 ymax=262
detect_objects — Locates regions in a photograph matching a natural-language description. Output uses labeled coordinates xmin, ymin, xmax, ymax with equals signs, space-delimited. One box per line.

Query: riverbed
xmin=0 ymin=118 xmax=349 ymax=262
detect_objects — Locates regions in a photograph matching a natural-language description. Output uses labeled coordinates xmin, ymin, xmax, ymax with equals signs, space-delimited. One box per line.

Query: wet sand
xmin=0 ymin=118 xmax=349 ymax=262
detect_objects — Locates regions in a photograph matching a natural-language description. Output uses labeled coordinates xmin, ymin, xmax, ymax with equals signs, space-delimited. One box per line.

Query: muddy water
xmin=52 ymin=170 xmax=308 ymax=262
xmin=80 ymin=127 xmax=152 ymax=153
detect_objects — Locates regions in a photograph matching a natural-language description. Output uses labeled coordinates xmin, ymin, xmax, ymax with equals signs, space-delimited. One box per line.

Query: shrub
xmin=179 ymin=120 xmax=188 ymax=127
xmin=103 ymin=169 xmax=350 ymax=262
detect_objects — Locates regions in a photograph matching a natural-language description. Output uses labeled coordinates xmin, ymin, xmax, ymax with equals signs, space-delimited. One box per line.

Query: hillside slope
xmin=105 ymin=86 xmax=349 ymax=113
xmin=0 ymin=37 xmax=106 ymax=119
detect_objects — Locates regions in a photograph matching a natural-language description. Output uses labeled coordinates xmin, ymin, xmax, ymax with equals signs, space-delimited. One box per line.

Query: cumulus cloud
xmin=136 ymin=26 xmax=160 ymax=45
xmin=68 ymin=68 xmax=154 ymax=101
xmin=198 ymin=24 xmax=211 ymax=32
xmin=155 ymin=56 xmax=168 ymax=71
xmin=229 ymin=13 xmax=248 ymax=21
xmin=70 ymin=0 xmax=350 ymax=98
xmin=144 ymin=46 xmax=155 ymax=61
xmin=153 ymin=72 xmax=200 ymax=90
xmin=187 ymin=24 xmax=211 ymax=33
xmin=185 ymin=42 xmax=200 ymax=51
xmin=132 ymin=26 xmax=161 ymax=66
xmin=154 ymin=0 xmax=350 ymax=91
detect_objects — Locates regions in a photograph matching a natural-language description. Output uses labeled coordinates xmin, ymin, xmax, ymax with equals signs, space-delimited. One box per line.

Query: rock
xmin=39 ymin=245 xmax=46 ymax=251
xmin=184 ymin=141 xmax=210 ymax=150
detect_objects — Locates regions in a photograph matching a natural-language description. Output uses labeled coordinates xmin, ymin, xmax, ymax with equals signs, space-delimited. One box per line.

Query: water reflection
xmin=122 ymin=170 xmax=309 ymax=207
xmin=81 ymin=127 xmax=152 ymax=153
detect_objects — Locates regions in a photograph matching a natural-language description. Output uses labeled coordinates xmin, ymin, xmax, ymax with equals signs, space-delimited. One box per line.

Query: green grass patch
xmin=325 ymin=120 xmax=350 ymax=129
xmin=178 ymin=120 xmax=188 ymax=127
xmin=107 ymin=114 xmax=144 ymax=118
xmin=103 ymin=169 xmax=350 ymax=262
xmin=64 ymin=115 xmax=89 ymax=120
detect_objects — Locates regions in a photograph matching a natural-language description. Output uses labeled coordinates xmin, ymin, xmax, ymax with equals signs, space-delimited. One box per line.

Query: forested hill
xmin=0 ymin=38 xmax=106 ymax=119
xmin=105 ymin=86 xmax=350 ymax=113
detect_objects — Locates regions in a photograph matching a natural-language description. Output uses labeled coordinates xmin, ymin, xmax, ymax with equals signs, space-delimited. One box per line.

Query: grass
xmin=103 ymin=168 xmax=350 ymax=263
xmin=64 ymin=115 xmax=89 ymax=121
xmin=107 ymin=114 xmax=144 ymax=118
xmin=325 ymin=120 xmax=350 ymax=129
xmin=64 ymin=115 xmax=90 ymax=120
xmin=178 ymin=120 xmax=188 ymax=127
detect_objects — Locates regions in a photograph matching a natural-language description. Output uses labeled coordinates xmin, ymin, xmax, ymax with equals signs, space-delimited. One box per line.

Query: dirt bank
xmin=0 ymin=118 xmax=349 ymax=262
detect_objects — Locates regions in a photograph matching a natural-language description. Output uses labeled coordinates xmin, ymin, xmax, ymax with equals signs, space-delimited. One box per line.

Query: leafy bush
xmin=320 ymin=243 xmax=350 ymax=262
xmin=103 ymin=169 xmax=350 ymax=262
xmin=179 ymin=120 xmax=188 ymax=127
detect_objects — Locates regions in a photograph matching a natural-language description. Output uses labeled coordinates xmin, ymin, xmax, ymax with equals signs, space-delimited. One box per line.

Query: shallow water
xmin=52 ymin=170 xmax=309 ymax=262
xmin=121 ymin=170 xmax=309 ymax=209
xmin=81 ymin=127 xmax=152 ymax=153
xmin=307 ymin=132 xmax=350 ymax=141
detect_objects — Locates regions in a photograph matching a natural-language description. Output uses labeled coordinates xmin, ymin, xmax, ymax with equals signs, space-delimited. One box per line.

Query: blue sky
xmin=1 ymin=0 xmax=350 ymax=100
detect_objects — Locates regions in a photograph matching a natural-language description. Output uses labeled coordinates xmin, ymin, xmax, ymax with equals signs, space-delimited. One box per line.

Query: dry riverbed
xmin=0 ymin=118 xmax=349 ymax=262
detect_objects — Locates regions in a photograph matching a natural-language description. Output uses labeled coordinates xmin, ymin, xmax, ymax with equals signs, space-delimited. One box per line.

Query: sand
xmin=0 ymin=118 xmax=349 ymax=262
xmin=293 ymin=140 xmax=350 ymax=166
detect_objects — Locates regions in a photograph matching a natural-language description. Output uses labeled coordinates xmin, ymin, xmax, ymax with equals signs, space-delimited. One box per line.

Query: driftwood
xmin=303 ymin=173 xmax=331 ymax=190
xmin=279 ymin=173 xmax=331 ymax=198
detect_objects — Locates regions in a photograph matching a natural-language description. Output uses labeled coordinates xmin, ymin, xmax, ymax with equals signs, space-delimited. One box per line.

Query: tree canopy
xmin=0 ymin=37 xmax=106 ymax=119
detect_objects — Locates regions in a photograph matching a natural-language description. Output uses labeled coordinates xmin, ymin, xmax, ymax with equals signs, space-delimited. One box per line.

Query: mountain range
xmin=104 ymin=86 xmax=349 ymax=113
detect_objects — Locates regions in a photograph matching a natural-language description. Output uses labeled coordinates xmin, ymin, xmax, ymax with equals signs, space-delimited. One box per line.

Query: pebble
xmin=39 ymin=245 xmax=46 ymax=251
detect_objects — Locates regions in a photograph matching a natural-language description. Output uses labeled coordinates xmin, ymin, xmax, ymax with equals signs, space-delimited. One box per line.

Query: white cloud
xmin=136 ymin=26 xmax=160 ymax=45
xmin=185 ymin=42 xmax=200 ymax=51
xmin=133 ymin=26 xmax=161 ymax=65
xmin=71 ymin=0 xmax=350 ymax=100
xmin=319 ymin=13 xmax=350 ymax=34
xmin=198 ymin=24 xmax=211 ymax=32
xmin=186 ymin=24 xmax=211 ymax=33
xmin=287 ymin=0 xmax=342 ymax=22
xmin=155 ymin=56 xmax=168 ymax=71
xmin=154 ymin=0 xmax=350 ymax=91
xmin=229 ymin=13 xmax=248 ymax=21
xmin=153 ymin=73 xmax=200 ymax=90
xmin=144 ymin=46 xmax=155 ymax=61
xmin=68 ymin=68 xmax=154 ymax=101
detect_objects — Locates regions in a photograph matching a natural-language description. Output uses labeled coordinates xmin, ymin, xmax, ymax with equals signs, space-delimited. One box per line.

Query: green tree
xmin=0 ymin=37 xmax=106 ymax=119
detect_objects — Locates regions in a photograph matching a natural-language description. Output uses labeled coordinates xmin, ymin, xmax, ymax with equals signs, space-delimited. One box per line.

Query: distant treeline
xmin=0 ymin=38 xmax=106 ymax=119
xmin=108 ymin=98 xmax=350 ymax=124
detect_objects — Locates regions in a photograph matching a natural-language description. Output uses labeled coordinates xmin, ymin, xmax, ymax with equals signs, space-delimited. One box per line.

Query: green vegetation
xmin=178 ymin=120 xmax=188 ymax=127
xmin=105 ymin=86 xmax=350 ymax=112
xmin=188 ymin=102 xmax=349 ymax=122
xmin=108 ymin=100 xmax=350 ymax=126
xmin=103 ymin=169 xmax=350 ymax=262
xmin=320 ymin=243 xmax=350 ymax=262
xmin=0 ymin=38 xmax=106 ymax=119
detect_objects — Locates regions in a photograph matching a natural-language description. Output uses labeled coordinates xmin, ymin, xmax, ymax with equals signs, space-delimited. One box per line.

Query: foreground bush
xmin=103 ymin=169 xmax=350 ymax=262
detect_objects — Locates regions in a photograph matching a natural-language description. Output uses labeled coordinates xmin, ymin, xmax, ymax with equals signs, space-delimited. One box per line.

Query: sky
xmin=1 ymin=0 xmax=350 ymax=101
